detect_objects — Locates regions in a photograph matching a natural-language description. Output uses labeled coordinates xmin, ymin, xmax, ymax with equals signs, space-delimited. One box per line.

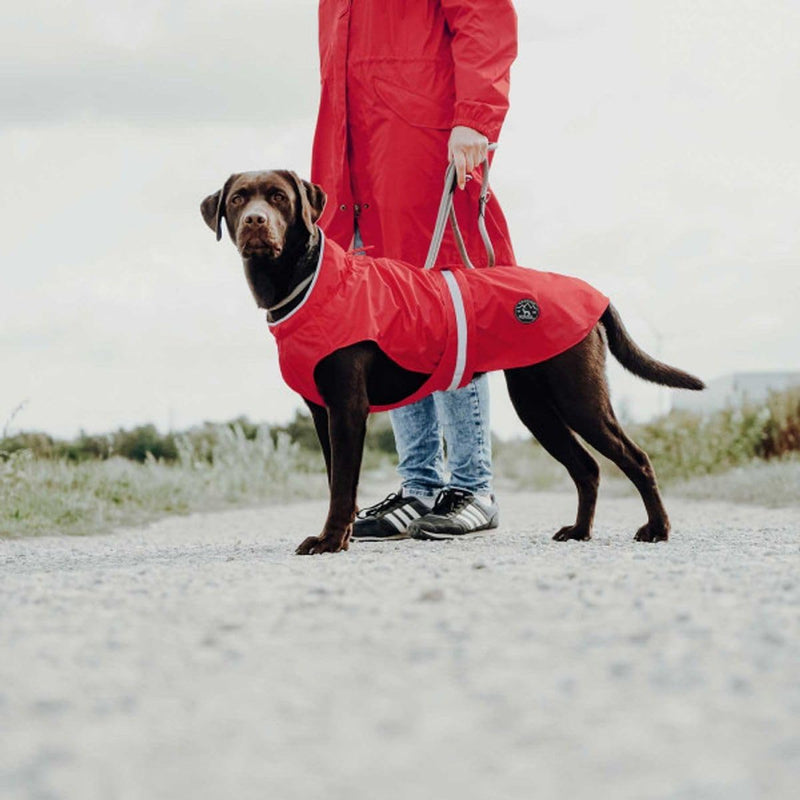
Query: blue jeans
xmin=389 ymin=374 xmax=493 ymax=503
xmin=354 ymin=223 xmax=493 ymax=502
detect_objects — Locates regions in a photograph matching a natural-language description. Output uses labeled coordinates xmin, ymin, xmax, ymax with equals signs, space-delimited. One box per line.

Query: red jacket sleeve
xmin=440 ymin=0 xmax=518 ymax=142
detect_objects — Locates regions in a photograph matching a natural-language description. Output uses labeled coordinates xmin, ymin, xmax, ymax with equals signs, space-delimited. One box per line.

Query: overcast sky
xmin=2 ymin=0 xmax=798 ymax=439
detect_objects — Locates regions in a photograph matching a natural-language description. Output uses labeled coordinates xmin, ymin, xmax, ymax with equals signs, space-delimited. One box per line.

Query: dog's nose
xmin=244 ymin=211 xmax=268 ymax=226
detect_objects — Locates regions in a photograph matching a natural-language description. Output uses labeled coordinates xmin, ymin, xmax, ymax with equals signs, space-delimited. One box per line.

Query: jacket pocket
xmin=373 ymin=76 xmax=452 ymax=130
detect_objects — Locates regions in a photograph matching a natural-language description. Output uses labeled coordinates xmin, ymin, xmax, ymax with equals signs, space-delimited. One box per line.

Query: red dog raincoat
xmin=268 ymin=233 xmax=610 ymax=410
xmin=311 ymin=0 xmax=518 ymax=269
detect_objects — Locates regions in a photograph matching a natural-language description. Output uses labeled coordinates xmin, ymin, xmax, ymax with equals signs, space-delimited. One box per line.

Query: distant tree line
xmin=2 ymin=388 xmax=798 ymax=481
xmin=0 ymin=411 xmax=397 ymax=464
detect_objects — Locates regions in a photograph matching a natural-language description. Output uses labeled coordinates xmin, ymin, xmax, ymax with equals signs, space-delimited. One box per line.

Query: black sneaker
xmin=408 ymin=488 xmax=499 ymax=540
xmin=352 ymin=492 xmax=431 ymax=541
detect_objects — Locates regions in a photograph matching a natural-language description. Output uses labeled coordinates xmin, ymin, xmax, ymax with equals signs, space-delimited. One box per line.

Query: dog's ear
xmin=281 ymin=171 xmax=327 ymax=236
xmin=301 ymin=179 xmax=327 ymax=225
xmin=200 ymin=175 xmax=236 ymax=242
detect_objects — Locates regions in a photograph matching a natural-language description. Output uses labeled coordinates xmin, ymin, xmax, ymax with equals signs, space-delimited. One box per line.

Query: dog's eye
xmin=230 ymin=194 xmax=244 ymax=206
xmin=272 ymin=191 xmax=288 ymax=203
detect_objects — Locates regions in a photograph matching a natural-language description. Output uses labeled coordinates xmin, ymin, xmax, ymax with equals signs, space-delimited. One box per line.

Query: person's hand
xmin=448 ymin=126 xmax=489 ymax=190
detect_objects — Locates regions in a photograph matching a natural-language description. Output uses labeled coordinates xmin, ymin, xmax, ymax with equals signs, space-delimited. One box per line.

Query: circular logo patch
xmin=514 ymin=298 xmax=540 ymax=324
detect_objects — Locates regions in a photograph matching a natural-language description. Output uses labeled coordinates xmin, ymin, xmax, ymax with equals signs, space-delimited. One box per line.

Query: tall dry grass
xmin=0 ymin=424 xmax=325 ymax=537
xmin=2 ymin=388 xmax=798 ymax=537
xmin=493 ymin=387 xmax=800 ymax=503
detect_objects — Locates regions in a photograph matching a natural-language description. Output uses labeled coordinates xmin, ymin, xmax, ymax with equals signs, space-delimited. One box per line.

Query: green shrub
xmin=0 ymin=431 xmax=57 ymax=459
xmin=621 ymin=387 xmax=800 ymax=482
xmin=757 ymin=388 xmax=800 ymax=459
xmin=110 ymin=425 xmax=176 ymax=462
xmin=492 ymin=387 xmax=800 ymax=488
xmin=272 ymin=410 xmax=321 ymax=453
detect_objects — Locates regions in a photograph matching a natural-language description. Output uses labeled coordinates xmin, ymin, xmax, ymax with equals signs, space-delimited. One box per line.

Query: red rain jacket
xmin=311 ymin=0 xmax=518 ymax=269
xmin=268 ymin=234 xmax=610 ymax=410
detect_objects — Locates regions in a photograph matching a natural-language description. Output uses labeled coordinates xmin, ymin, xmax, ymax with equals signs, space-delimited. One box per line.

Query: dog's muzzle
xmin=237 ymin=203 xmax=285 ymax=257
xmin=239 ymin=232 xmax=282 ymax=258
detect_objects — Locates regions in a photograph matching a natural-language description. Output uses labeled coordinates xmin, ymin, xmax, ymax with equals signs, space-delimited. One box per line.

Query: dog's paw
xmin=634 ymin=523 xmax=669 ymax=543
xmin=295 ymin=533 xmax=350 ymax=556
xmin=553 ymin=525 xmax=591 ymax=542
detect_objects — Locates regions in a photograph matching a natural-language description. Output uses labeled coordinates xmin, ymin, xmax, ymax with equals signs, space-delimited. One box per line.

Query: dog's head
xmin=200 ymin=170 xmax=326 ymax=261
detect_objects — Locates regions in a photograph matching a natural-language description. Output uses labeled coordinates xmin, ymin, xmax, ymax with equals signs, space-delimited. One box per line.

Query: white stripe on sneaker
xmin=394 ymin=506 xmax=419 ymax=525
xmin=384 ymin=511 xmax=407 ymax=533
xmin=392 ymin=508 xmax=412 ymax=525
xmin=460 ymin=508 xmax=486 ymax=527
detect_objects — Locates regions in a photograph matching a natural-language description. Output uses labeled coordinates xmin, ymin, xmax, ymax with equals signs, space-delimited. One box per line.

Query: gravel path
xmin=1 ymin=490 xmax=798 ymax=800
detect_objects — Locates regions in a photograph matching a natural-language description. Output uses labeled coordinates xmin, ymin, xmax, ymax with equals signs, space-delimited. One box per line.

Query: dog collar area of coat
xmin=266 ymin=231 xmax=610 ymax=411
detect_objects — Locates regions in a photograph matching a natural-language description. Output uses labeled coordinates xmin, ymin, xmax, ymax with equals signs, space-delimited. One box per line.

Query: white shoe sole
xmin=352 ymin=532 xmax=411 ymax=543
xmin=410 ymin=523 xmax=498 ymax=541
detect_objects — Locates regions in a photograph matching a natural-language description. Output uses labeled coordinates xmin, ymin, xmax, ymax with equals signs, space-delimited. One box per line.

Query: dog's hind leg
xmin=543 ymin=339 xmax=670 ymax=543
xmin=504 ymin=368 xmax=600 ymax=541
xmin=567 ymin=413 xmax=669 ymax=542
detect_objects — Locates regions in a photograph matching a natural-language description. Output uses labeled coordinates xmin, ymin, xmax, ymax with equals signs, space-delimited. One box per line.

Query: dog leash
xmin=272 ymin=148 xmax=496 ymax=319
xmin=424 ymin=142 xmax=497 ymax=270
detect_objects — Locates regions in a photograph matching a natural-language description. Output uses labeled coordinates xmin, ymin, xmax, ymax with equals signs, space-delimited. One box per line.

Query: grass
xmin=492 ymin=436 xmax=572 ymax=493
xmin=2 ymin=388 xmax=798 ymax=537
xmin=665 ymin=455 xmax=800 ymax=507
xmin=492 ymin=437 xmax=800 ymax=507
xmin=0 ymin=425 xmax=327 ymax=538
xmin=492 ymin=387 xmax=800 ymax=508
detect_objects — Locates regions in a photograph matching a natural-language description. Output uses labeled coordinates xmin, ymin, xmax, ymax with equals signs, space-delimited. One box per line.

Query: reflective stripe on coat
xmin=267 ymin=233 xmax=610 ymax=410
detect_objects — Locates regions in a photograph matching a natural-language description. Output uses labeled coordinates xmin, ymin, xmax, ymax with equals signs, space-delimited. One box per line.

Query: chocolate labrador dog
xmin=201 ymin=170 xmax=704 ymax=555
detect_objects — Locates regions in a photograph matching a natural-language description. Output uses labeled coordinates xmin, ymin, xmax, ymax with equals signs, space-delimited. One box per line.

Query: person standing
xmin=311 ymin=0 xmax=518 ymax=540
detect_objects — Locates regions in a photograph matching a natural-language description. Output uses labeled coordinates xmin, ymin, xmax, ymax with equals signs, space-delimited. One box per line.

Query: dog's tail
xmin=600 ymin=304 xmax=705 ymax=390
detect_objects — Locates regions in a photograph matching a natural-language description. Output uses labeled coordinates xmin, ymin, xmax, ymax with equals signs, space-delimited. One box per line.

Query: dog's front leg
xmin=305 ymin=400 xmax=332 ymax=487
xmin=296 ymin=384 xmax=369 ymax=556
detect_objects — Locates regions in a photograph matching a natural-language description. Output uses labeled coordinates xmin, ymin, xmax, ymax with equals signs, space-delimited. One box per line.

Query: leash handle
xmin=424 ymin=142 xmax=497 ymax=270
